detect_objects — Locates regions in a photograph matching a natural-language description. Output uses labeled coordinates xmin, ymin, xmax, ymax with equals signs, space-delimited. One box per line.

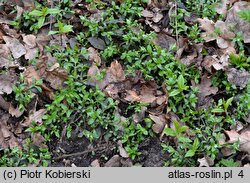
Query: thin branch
xmin=54 ymin=144 xmax=115 ymax=161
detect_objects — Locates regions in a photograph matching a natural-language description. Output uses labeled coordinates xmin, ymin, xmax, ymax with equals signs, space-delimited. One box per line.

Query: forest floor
xmin=0 ymin=0 xmax=250 ymax=167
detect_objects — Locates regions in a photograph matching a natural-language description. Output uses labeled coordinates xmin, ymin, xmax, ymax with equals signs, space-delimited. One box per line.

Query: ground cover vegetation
xmin=0 ymin=0 xmax=249 ymax=167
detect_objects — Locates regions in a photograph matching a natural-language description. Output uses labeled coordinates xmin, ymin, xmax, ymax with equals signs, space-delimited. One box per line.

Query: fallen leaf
xmin=25 ymin=47 xmax=38 ymax=60
xmin=198 ymin=156 xmax=214 ymax=167
xmin=108 ymin=60 xmax=125 ymax=82
xmin=118 ymin=140 xmax=129 ymax=158
xmin=133 ymin=106 xmax=147 ymax=123
xmin=45 ymin=63 xmax=68 ymax=89
xmin=88 ymin=37 xmax=106 ymax=50
xmin=225 ymin=128 xmax=250 ymax=154
xmin=22 ymin=34 xmax=36 ymax=48
xmin=197 ymin=17 xmax=216 ymax=42
xmin=216 ymin=0 xmax=230 ymax=16
xmin=227 ymin=68 xmax=250 ymax=89
xmin=202 ymin=55 xmax=224 ymax=73
xmin=154 ymin=32 xmax=176 ymax=50
xmin=3 ymin=36 xmax=26 ymax=59
xmin=104 ymin=155 xmax=121 ymax=167
xmin=88 ymin=47 xmax=101 ymax=65
xmin=87 ymin=64 xmax=101 ymax=87
xmin=22 ymin=109 xmax=46 ymax=127
xmin=0 ymin=72 xmax=17 ymax=94
xmin=90 ymin=159 xmax=100 ymax=167
xmin=31 ymin=133 xmax=47 ymax=149
xmin=99 ymin=60 xmax=125 ymax=89
xmin=152 ymin=12 xmax=163 ymax=23
xmin=197 ymin=75 xmax=219 ymax=98
xmin=24 ymin=66 xmax=41 ymax=86
xmin=0 ymin=44 xmax=14 ymax=68
xmin=124 ymin=90 xmax=141 ymax=102
xmin=22 ymin=0 xmax=35 ymax=11
xmin=225 ymin=1 xmax=250 ymax=43
xmin=150 ymin=114 xmax=166 ymax=134
xmin=9 ymin=105 xmax=24 ymax=118
xmin=141 ymin=9 xmax=154 ymax=18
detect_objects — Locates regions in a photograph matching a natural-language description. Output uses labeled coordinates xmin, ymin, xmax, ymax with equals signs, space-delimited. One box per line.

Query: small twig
xmin=54 ymin=145 xmax=115 ymax=161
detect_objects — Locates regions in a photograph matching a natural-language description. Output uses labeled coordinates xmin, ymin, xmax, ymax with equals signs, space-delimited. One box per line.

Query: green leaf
xmin=173 ymin=120 xmax=180 ymax=132
xmin=46 ymin=8 xmax=61 ymax=15
xmin=48 ymin=30 xmax=59 ymax=35
xmin=185 ymin=149 xmax=195 ymax=157
xmin=29 ymin=10 xmax=43 ymax=17
xmin=225 ymin=97 xmax=234 ymax=109
xmin=164 ymin=128 xmax=176 ymax=137
xmin=192 ymin=138 xmax=200 ymax=150
xmin=37 ymin=16 xmax=45 ymax=29
xmin=169 ymin=89 xmax=180 ymax=97
xmin=177 ymin=75 xmax=185 ymax=90
xmin=211 ymin=108 xmax=224 ymax=113
xmin=61 ymin=25 xmax=74 ymax=33
xmin=178 ymin=136 xmax=192 ymax=143
xmin=179 ymin=125 xmax=188 ymax=133
xmin=57 ymin=20 xmax=64 ymax=30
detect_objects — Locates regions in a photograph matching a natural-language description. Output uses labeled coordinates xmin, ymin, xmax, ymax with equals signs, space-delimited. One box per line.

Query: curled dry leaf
xmin=197 ymin=17 xmax=216 ymax=42
xmin=24 ymin=66 xmax=53 ymax=93
xmin=227 ymin=68 xmax=250 ymax=89
xmin=107 ymin=60 xmax=125 ymax=82
xmin=3 ymin=36 xmax=26 ymax=59
xmin=124 ymin=90 xmax=141 ymax=102
xmin=180 ymin=43 xmax=203 ymax=67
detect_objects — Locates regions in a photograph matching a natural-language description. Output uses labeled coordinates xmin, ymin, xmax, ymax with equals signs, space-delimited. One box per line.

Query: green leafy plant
xmin=13 ymin=74 xmax=42 ymax=111
xmin=230 ymin=53 xmax=250 ymax=70
xmin=238 ymin=9 xmax=250 ymax=22
xmin=29 ymin=7 xmax=61 ymax=29
xmin=48 ymin=20 xmax=73 ymax=35
xmin=0 ymin=139 xmax=50 ymax=167
xmin=211 ymin=97 xmax=234 ymax=115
